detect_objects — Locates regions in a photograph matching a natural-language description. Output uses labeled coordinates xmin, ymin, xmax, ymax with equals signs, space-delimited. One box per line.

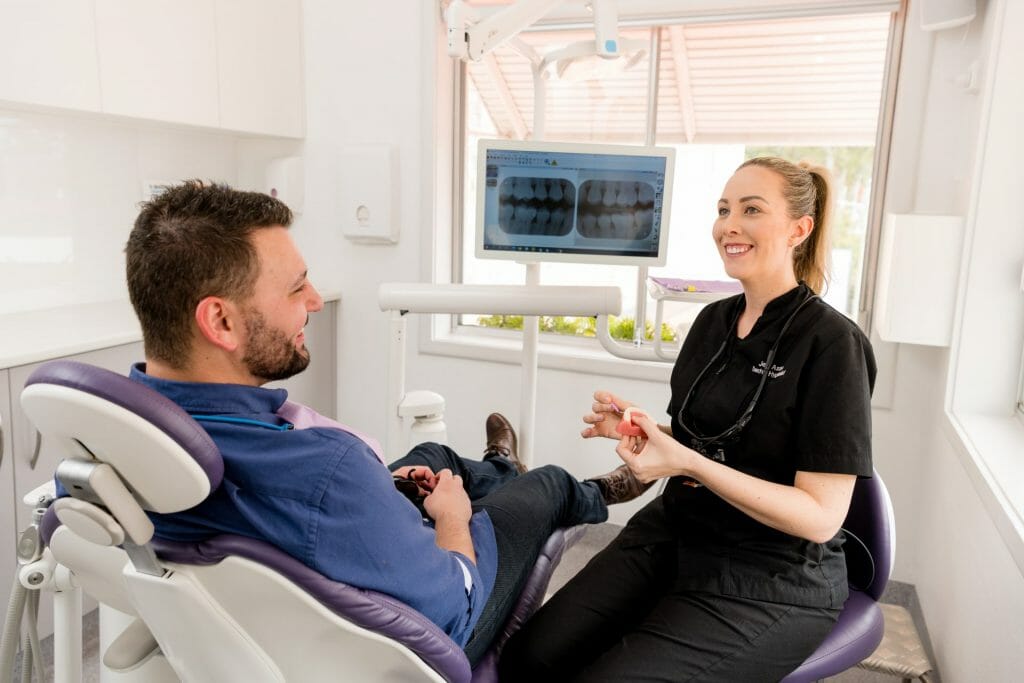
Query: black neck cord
xmin=677 ymin=291 xmax=818 ymax=450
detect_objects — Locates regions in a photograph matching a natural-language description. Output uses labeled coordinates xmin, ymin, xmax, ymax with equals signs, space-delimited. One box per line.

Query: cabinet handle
xmin=28 ymin=428 xmax=41 ymax=471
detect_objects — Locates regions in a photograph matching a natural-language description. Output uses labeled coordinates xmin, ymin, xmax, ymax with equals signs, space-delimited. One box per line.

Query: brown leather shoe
xmin=586 ymin=465 xmax=654 ymax=505
xmin=483 ymin=412 xmax=526 ymax=474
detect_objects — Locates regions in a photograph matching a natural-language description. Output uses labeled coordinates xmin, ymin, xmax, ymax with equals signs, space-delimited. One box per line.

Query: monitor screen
xmin=476 ymin=139 xmax=675 ymax=267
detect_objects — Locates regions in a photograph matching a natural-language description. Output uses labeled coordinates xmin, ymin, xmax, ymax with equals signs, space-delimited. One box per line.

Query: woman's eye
xmin=744 ymin=206 xmax=760 ymax=214
xmin=717 ymin=207 xmax=729 ymax=217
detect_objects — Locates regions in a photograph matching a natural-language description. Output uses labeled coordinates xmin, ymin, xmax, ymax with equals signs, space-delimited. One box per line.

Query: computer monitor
xmin=476 ymin=139 xmax=675 ymax=266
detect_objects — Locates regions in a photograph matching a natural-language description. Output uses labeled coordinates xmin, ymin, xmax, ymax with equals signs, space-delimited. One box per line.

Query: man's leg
xmin=389 ymin=442 xmax=517 ymax=499
xmin=499 ymin=535 xmax=677 ymax=680
xmin=463 ymin=465 xmax=609 ymax=666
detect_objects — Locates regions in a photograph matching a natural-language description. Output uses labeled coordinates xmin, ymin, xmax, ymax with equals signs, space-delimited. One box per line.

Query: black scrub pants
xmin=499 ymin=531 xmax=840 ymax=682
xmin=389 ymin=442 xmax=609 ymax=666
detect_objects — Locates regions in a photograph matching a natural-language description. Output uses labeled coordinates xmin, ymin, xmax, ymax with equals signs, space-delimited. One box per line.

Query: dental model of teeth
xmin=615 ymin=406 xmax=648 ymax=438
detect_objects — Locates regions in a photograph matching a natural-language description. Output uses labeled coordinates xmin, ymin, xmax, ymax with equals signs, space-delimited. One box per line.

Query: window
xmin=454 ymin=7 xmax=896 ymax=346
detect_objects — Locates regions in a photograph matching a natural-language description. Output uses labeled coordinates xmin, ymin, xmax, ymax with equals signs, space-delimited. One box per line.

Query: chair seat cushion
xmin=781 ymin=591 xmax=884 ymax=683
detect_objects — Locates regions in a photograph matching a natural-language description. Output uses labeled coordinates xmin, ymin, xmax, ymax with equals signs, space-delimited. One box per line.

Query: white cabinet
xmin=94 ymin=0 xmax=220 ymax=128
xmin=1 ymin=0 xmax=304 ymax=136
xmin=0 ymin=369 xmax=17 ymax=623
xmin=215 ymin=0 xmax=305 ymax=137
xmin=0 ymin=0 xmax=102 ymax=112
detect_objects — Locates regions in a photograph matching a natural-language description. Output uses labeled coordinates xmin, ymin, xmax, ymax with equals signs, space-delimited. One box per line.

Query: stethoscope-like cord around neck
xmin=677 ymin=291 xmax=818 ymax=449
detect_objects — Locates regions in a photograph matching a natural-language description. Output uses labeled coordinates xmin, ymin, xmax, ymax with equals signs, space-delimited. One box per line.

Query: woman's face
xmin=712 ymin=165 xmax=811 ymax=289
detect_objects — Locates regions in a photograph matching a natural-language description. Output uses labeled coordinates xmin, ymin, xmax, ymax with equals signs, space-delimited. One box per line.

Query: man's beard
xmin=241 ymin=309 xmax=311 ymax=383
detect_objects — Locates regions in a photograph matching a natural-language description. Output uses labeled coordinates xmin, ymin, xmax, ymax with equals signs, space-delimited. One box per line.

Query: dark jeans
xmin=500 ymin=532 xmax=839 ymax=682
xmin=389 ymin=442 xmax=608 ymax=666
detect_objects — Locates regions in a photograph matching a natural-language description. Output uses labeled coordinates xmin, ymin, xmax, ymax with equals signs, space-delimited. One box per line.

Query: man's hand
xmin=391 ymin=466 xmax=438 ymax=496
xmin=424 ymin=469 xmax=476 ymax=564
xmin=423 ymin=469 xmax=472 ymax=524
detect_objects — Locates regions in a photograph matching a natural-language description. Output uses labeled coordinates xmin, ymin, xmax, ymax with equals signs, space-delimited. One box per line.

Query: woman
xmin=500 ymin=157 xmax=876 ymax=682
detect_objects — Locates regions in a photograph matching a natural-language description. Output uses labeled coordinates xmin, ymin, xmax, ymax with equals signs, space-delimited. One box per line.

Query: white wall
xmin=307 ymin=0 xmax=1024 ymax=678
xmin=0 ymin=109 xmax=239 ymax=315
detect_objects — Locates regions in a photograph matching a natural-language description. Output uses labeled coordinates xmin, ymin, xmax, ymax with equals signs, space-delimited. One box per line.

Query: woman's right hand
xmin=581 ymin=391 xmax=631 ymax=439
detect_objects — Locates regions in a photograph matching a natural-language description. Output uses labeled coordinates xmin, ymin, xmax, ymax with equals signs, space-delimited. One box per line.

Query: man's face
xmin=240 ymin=227 xmax=323 ymax=384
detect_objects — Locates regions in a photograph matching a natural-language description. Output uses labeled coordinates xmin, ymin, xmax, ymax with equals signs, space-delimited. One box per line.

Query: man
xmin=123 ymin=180 xmax=644 ymax=665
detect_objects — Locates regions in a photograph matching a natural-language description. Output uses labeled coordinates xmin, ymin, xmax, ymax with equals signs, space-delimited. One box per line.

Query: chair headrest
xmin=21 ymin=360 xmax=224 ymax=513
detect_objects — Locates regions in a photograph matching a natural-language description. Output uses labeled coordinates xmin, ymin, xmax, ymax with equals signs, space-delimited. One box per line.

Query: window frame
xmin=427 ymin=2 xmax=905 ymax=382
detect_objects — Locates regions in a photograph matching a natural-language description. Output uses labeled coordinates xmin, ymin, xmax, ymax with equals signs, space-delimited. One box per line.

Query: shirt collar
xmin=129 ymin=362 xmax=289 ymax=415
xmin=737 ymin=282 xmax=813 ymax=337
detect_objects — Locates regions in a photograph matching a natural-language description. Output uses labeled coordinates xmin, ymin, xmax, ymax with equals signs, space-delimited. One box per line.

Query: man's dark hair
xmin=126 ymin=180 xmax=293 ymax=369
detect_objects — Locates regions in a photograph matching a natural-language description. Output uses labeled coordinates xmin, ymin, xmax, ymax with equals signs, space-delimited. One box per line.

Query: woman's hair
xmin=737 ymin=157 xmax=834 ymax=294
xmin=125 ymin=180 xmax=293 ymax=369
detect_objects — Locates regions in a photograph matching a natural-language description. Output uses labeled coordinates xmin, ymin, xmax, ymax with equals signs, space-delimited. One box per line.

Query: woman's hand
xmin=581 ymin=391 xmax=632 ymax=439
xmin=614 ymin=411 xmax=699 ymax=483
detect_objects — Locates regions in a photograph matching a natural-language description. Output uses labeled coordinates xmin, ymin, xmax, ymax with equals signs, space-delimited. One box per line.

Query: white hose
xmin=0 ymin=576 xmax=28 ymax=679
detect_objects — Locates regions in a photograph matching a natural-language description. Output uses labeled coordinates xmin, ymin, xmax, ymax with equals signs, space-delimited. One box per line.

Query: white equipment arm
xmin=446 ymin=0 xmax=561 ymax=61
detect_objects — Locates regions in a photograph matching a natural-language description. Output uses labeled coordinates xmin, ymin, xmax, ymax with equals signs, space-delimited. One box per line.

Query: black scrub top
xmin=621 ymin=283 xmax=876 ymax=609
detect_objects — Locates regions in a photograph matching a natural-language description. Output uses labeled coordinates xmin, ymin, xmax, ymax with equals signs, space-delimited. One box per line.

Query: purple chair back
xmin=843 ymin=471 xmax=894 ymax=601
xmin=781 ymin=470 xmax=895 ymax=682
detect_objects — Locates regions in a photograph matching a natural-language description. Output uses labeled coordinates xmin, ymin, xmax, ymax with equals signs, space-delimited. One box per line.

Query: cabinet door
xmin=0 ymin=370 xmax=17 ymax=623
xmin=265 ymin=299 xmax=337 ymax=417
xmin=215 ymin=0 xmax=304 ymax=137
xmin=94 ymin=0 xmax=219 ymax=127
xmin=0 ymin=0 xmax=101 ymax=111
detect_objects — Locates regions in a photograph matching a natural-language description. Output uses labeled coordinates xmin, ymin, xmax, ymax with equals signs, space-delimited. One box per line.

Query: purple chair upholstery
xmin=781 ymin=472 xmax=894 ymax=682
xmin=29 ymin=360 xmax=583 ymax=683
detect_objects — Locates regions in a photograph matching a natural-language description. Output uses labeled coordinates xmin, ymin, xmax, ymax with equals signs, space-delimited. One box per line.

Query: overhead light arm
xmin=446 ymin=0 xmax=561 ymax=61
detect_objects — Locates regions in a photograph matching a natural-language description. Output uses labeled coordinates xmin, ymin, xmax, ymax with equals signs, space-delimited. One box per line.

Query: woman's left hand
xmin=614 ymin=412 xmax=699 ymax=483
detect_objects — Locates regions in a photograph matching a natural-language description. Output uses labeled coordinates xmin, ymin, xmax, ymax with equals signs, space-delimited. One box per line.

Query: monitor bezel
xmin=474 ymin=138 xmax=676 ymax=267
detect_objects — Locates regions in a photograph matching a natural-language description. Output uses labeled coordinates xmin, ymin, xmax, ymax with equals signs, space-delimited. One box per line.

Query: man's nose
xmin=307 ymin=283 xmax=325 ymax=312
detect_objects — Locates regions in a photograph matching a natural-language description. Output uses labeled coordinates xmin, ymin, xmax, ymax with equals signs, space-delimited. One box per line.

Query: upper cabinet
xmin=216 ymin=0 xmax=305 ymax=138
xmin=0 ymin=0 xmax=102 ymax=112
xmin=0 ymin=0 xmax=304 ymax=138
xmin=95 ymin=0 xmax=221 ymax=128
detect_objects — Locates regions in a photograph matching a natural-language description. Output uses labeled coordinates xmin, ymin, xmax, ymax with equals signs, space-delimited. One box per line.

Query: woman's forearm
xmin=685 ymin=456 xmax=855 ymax=543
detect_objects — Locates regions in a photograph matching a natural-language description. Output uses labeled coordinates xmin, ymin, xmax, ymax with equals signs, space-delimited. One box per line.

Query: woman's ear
xmin=195 ymin=296 xmax=242 ymax=352
xmin=789 ymin=215 xmax=814 ymax=248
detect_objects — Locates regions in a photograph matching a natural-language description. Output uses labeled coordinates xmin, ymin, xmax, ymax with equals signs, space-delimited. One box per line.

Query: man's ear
xmin=195 ymin=296 xmax=242 ymax=352
xmin=790 ymin=215 xmax=814 ymax=248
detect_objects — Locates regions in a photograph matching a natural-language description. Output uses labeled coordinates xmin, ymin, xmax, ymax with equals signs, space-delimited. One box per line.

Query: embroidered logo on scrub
xmin=752 ymin=361 xmax=787 ymax=379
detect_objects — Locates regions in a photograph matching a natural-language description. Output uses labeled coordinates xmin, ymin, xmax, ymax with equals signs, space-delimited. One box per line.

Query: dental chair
xmin=781 ymin=469 xmax=896 ymax=682
xmin=23 ymin=359 xmax=583 ymax=682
